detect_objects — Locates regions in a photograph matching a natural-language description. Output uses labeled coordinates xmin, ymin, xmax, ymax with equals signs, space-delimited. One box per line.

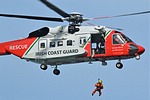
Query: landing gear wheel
xmin=40 ymin=64 xmax=48 ymax=70
xmin=116 ymin=62 xmax=123 ymax=69
xmin=102 ymin=61 xmax=107 ymax=66
xmin=53 ymin=69 xmax=60 ymax=75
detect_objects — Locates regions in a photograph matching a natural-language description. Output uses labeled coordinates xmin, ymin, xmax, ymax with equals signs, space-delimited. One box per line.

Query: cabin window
xmin=50 ymin=42 xmax=55 ymax=47
xmin=40 ymin=43 xmax=45 ymax=48
xmin=39 ymin=39 xmax=47 ymax=50
xmin=113 ymin=34 xmax=125 ymax=44
xmin=80 ymin=37 xmax=86 ymax=46
xmin=92 ymin=43 xmax=97 ymax=49
xmin=57 ymin=41 xmax=63 ymax=46
xmin=67 ymin=40 xmax=72 ymax=46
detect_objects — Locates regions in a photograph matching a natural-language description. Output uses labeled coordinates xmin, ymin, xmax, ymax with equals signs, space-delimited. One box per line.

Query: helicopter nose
xmin=129 ymin=44 xmax=145 ymax=55
xmin=129 ymin=44 xmax=138 ymax=55
xmin=137 ymin=45 xmax=145 ymax=55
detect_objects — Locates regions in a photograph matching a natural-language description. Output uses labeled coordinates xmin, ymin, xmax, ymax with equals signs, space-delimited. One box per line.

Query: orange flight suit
xmin=92 ymin=82 xmax=104 ymax=96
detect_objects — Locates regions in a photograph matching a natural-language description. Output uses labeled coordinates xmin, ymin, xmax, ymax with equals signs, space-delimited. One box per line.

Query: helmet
xmin=98 ymin=80 xmax=102 ymax=83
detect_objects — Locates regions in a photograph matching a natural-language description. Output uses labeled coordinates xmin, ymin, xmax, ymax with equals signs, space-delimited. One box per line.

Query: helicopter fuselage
xmin=0 ymin=26 xmax=145 ymax=67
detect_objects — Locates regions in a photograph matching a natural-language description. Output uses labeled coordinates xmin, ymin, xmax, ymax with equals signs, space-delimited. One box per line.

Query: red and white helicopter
xmin=0 ymin=0 xmax=148 ymax=75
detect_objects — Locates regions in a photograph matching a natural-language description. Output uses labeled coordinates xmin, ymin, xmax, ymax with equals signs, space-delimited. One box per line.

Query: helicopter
xmin=0 ymin=0 xmax=148 ymax=75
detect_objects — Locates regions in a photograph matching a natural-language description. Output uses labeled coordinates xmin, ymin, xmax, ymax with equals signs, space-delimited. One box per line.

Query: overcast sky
xmin=0 ymin=0 xmax=149 ymax=100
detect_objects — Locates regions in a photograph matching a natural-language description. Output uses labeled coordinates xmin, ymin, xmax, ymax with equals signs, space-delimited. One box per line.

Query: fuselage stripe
xmin=24 ymin=37 xmax=40 ymax=56
xmin=105 ymin=30 xmax=111 ymax=38
xmin=82 ymin=36 xmax=91 ymax=48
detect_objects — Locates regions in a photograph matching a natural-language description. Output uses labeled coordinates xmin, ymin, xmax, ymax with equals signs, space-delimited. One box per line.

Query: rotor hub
xmin=63 ymin=13 xmax=84 ymax=26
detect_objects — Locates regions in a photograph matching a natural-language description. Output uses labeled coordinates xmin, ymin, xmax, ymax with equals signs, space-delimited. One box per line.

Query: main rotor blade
xmin=39 ymin=0 xmax=70 ymax=18
xmin=94 ymin=11 xmax=150 ymax=19
xmin=0 ymin=13 xmax=63 ymax=22
xmin=86 ymin=22 xmax=123 ymax=30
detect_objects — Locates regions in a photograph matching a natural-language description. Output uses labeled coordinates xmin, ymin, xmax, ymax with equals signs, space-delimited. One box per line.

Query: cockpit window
xmin=121 ymin=34 xmax=133 ymax=43
xmin=113 ymin=34 xmax=125 ymax=44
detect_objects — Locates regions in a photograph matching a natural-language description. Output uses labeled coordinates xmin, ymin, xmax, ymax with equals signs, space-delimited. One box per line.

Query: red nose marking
xmin=137 ymin=45 xmax=145 ymax=54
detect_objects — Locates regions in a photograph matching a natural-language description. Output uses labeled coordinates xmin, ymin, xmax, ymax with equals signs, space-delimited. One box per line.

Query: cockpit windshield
xmin=114 ymin=31 xmax=133 ymax=43
xmin=121 ymin=34 xmax=133 ymax=43
xmin=113 ymin=34 xmax=125 ymax=44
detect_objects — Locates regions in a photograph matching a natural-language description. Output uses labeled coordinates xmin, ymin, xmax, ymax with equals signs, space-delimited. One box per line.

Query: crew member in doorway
xmin=92 ymin=79 xmax=104 ymax=96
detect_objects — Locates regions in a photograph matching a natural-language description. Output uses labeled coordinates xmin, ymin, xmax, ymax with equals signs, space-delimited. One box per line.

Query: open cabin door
xmin=91 ymin=34 xmax=105 ymax=56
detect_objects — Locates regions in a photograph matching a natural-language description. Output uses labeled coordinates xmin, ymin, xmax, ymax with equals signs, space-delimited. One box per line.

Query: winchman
xmin=92 ymin=79 xmax=104 ymax=96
